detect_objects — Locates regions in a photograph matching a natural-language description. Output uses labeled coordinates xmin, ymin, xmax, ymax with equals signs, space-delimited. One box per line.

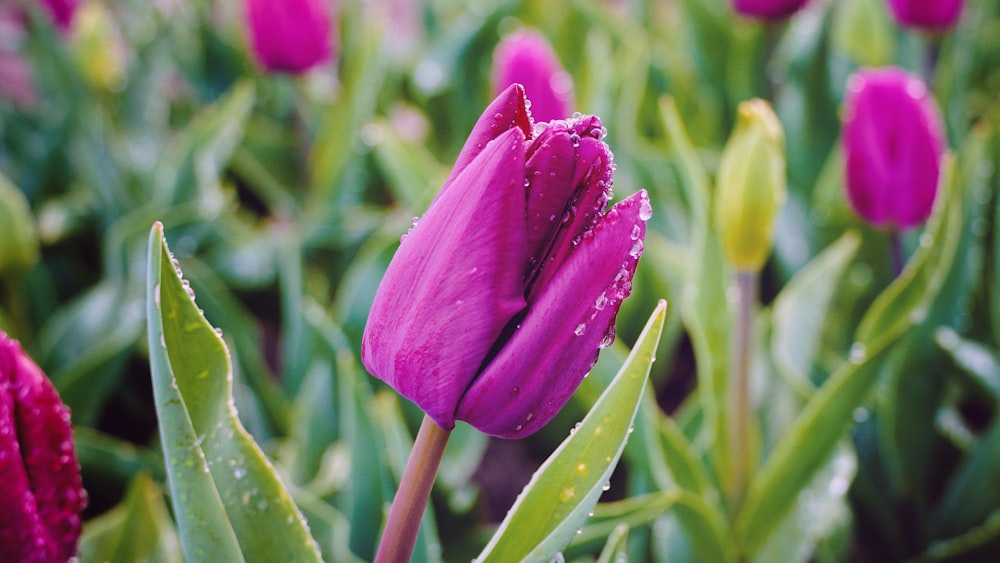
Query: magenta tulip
xmin=886 ymin=0 xmax=964 ymax=30
xmin=842 ymin=67 xmax=945 ymax=230
xmin=38 ymin=0 xmax=76 ymax=30
xmin=0 ymin=332 xmax=87 ymax=562
xmin=732 ymin=0 xmax=811 ymax=20
xmin=362 ymin=85 xmax=649 ymax=439
xmin=245 ymin=0 xmax=333 ymax=74
xmin=492 ymin=29 xmax=573 ymax=124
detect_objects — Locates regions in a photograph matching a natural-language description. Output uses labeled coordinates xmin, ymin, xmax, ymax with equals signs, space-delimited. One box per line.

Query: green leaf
xmin=595 ymin=523 xmax=630 ymax=563
xmin=736 ymin=156 xmax=964 ymax=555
xmin=476 ymin=301 xmax=668 ymax=563
xmin=771 ymin=231 xmax=861 ymax=396
xmin=918 ymin=509 xmax=1000 ymax=562
xmin=0 ymin=169 xmax=39 ymax=276
xmin=78 ymin=473 xmax=182 ymax=563
xmin=145 ymin=222 xmax=321 ymax=563
xmin=154 ymin=80 xmax=255 ymax=204
xmin=660 ymin=96 xmax=732 ymax=486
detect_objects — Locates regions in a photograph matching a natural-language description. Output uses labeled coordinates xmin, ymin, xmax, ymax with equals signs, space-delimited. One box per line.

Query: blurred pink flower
xmin=842 ymin=67 xmax=945 ymax=230
xmin=38 ymin=0 xmax=77 ymax=30
xmin=0 ymin=331 xmax=87 ymax=562
xmin=0 ymin=7 xmax=36 ymax=109
xmin=245 ymin=0 xmax=334 ymax=74
xmin=492 ymin=29 xmax=573 ymax=124
xmin=732 ymin=0 xmax=811 ymax=20
xmin=886 ymin=0 xmax=964 ymax=30
xmin=363 ymin=85 xmax=648 ymax=439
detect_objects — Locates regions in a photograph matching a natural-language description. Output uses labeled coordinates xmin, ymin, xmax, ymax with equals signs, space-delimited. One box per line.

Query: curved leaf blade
xmin=146 ymin=222 xmax=321 ymax=563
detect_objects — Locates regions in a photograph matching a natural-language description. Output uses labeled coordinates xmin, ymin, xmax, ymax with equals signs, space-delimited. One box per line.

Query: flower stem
xmin=375 ymin=415 xmax=451 ymax=563
xmin=890 ymin=231 xmax=905 ymax=279
xmin=728 ymin=270 xmax=757 ymax=510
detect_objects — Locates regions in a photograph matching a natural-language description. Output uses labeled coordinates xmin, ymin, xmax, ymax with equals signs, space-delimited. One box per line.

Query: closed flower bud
xmin=0 ymin=331 xmax=87 ymax=562
xmin=492 ymin=29 xmax=573 ymax=124
xmin=832 ymin=0 xmax=895 ymax=67
xmin=732 ymin=0 xmax=811 ymax=21
xmin=38 ymin=0 xmax=77 ymax=31
xmin=842 ymin=67 xmax=945 ymax=230
xmin=73 ymin=1 xmax=126 ymax=92
xmin=363 ymin=85 xmax=649 ymax=439
xmin=245 ymin=0 xmax=334 ymax=74
xmin=715 ymin=99 xmax=786 ymax=272
xmin=887 ymin=0 xmax=964 ymax=31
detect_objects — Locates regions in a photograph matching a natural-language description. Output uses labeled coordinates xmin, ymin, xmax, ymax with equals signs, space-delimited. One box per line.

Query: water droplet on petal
xmin=574 ymin=323 xmax=586 ymax=336
xmin=639 ymin=197 xmax=653 ymax=221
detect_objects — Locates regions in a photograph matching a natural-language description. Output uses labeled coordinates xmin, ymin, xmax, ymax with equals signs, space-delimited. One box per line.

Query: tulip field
xmin=2 ymin=0 xmax=1000 ymax=561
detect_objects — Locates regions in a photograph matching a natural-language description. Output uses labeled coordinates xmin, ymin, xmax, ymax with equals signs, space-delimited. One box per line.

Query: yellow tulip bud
xmin=0 ymin=172 xmax=39 ymax=277
xmin=73 ymin=2 xmax=126 ymax=92
xmin=715 ymin=99 xmax=786 ymax=272
xmin=832 ymin=0 xmax=895 ymax=68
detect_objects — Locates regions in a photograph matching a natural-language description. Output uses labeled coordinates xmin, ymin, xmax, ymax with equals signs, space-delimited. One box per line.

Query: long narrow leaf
xmin=146 ymin=222 xmax=321 ymax=562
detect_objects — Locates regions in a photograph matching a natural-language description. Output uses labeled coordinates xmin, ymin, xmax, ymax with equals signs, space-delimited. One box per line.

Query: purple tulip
xmin=732 ymin=0 xmax=811 ymax=20
xmin=886 ymin=0 xmax=964 ymax=30
xmin=0 ymin=332 xmax=87 ymax=562
xmin=362 ymin=85 xmax=649 ymax=439
xmin=842 ymin=67 xmax=945 ymax=230
xmin=38 ymin=0 xmax=76 ymax=31
xmin=245 ymin=0 xmax=334 ymax=74
xmin=492 ymin=29 xmax=573 ymax=124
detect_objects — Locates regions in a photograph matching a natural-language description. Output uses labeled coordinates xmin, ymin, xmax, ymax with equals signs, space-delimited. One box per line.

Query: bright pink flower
xmin=492 ymin=29 xmax=573 ymax=124
xmin=843 ymin=67 xmax=945 ymax=230
xmin=0 ymin=332 xmax=86 ymax=562
xmin=38 ymin=0 xmax=77 ymax=31
xmin=245 ymin=0 xmax=334 ymax=74
xmin=732 ymin=0 xmax=811 ymax=20
xmin=363 ymin=85 xmax=649 ymax=439
xmin=886 ymin=0 xmax=964 ymax=30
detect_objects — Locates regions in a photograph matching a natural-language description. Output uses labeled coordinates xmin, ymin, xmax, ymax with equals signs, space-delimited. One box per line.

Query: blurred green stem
xmin=890 ymin=231 xmax=905 ymax=278
xmin=728 ymin=270 xmax=756 ymax=511
xmin=375 ymin=415 xmax=451 ymax=563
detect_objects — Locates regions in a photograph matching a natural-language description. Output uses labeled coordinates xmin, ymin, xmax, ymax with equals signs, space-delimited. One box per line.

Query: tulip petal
xmin=438 ymin=84 xmax=532 ymax=203
xmin=526 ymin=135 xmax=613 ymax=301
xmin=457 ymin=191 xmax=650 ymax=438
xmin=0 ymin=335 xmax=85 ymax=562
xmin=363 ymin=128 xmax=530 ymax=429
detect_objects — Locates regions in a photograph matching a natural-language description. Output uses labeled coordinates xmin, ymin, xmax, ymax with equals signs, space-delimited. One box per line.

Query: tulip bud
xmin=832 ymin=0 xmax=894 ymax=67
xmin=886 ymin=0 xmax=964 ymax=31
xmin=38 ymin=0 xmax=77 ymax=31
xmin=0 ymin=171 xmax=39 ymax=277
xmin=491 ymin=29 xmax=573 ymax=124
xmin=245 ymin=0 xmax=334 ymax=74
xmin=731 ymin=0 xmax=811 ymax=21
xmin=72 ymin=1 xmax=126 ymax=92
xmin=715 ymin=99 xmax=786 ymax=272
xmin=0 ymin=331 xmax=87 ymax=561
xmin=363 ymin=85 xmax=649 ymax=439
xmin=842 ymin=67 xmax=945 ymax=230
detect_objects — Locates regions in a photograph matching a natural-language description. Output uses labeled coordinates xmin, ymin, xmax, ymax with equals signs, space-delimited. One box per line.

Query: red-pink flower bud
xmin=491 ymin=29 xmax=573 ymax=124
xmin=886 ymin=0 xmax=964 ymax=30
xmin=842 ymin=67 xmax=945 ymax=230
xmin=245 ymin=0 xmax=334 ymax=74
xmin=363 ymin=85 xmax=649 ymax=439
xmin=732 ymin=0 xmax=811 ymax=20
xmin=0 ymin=332 xmax=86 ymax=562
xmin=38 ymin=0 xmax=77 ymax=31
